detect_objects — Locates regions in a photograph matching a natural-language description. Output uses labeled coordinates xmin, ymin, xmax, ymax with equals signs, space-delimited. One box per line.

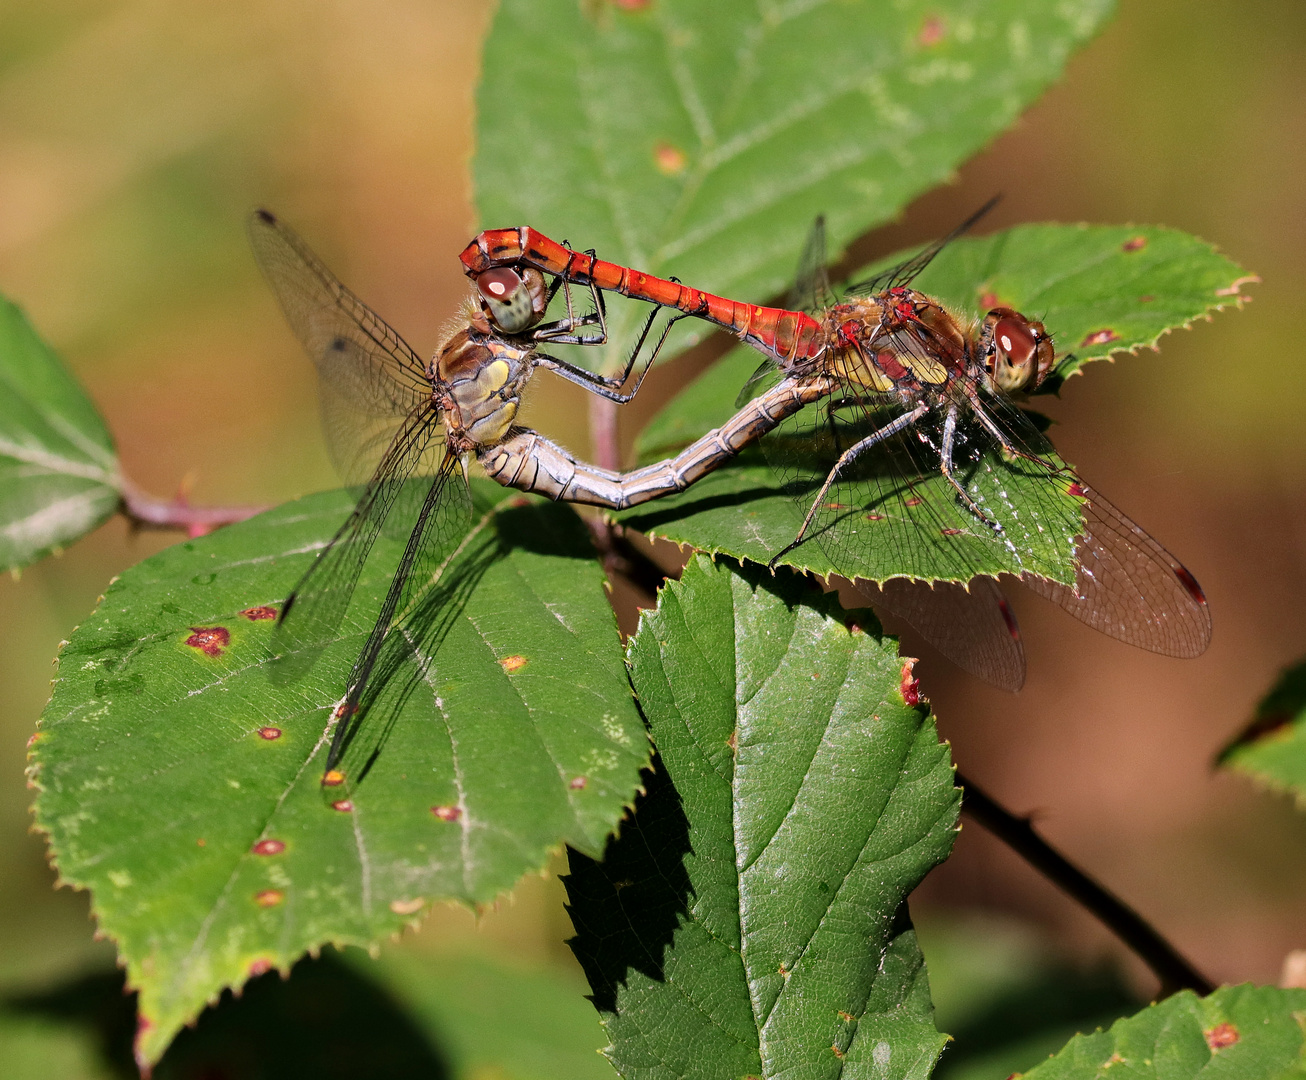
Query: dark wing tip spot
xmin=255 ymin=208 xmax=277 ymax=225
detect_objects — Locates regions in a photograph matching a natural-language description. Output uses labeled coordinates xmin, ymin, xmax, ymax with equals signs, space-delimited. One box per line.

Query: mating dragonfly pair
xmin=251 ymin=208 xmax=1210 ymax=778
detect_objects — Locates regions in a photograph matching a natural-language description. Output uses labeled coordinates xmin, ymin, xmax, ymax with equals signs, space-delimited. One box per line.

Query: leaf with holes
xmin=564 ymin=555 xmax=959 ymax=1079
xmin=0 ymin=296 xmax=120 ymax=570
xmin=616 ymin=223 xmax=1249 ymax=589
xmin=475 ymin=0 xmax=1115 ymax=370
xmin=1019 ymin=984 xmax=1306 ymax=1080
xmin=1219 ymin=659 xmax=1306 ymax=808
xmin=29 ymin=481 xmax=647 ymax=1067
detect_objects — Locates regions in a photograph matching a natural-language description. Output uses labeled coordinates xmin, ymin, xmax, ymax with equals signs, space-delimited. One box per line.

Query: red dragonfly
xmin=461 ymin=213 xmax=1211 ymax=689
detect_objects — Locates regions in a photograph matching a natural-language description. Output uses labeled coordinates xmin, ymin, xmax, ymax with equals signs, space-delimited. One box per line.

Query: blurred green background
xmin=0 ymin=0 xmax=1304 ymax=1073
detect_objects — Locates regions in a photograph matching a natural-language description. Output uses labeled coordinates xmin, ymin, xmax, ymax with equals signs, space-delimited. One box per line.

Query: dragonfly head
xmin=475 ymin=266 xmax=548 ymax=334
xmin=981 ymin=308 xmax=1054 ymax=393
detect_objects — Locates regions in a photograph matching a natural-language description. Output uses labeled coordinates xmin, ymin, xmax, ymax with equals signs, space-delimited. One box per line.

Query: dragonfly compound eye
xmin=476 ymin=267 xmax=535 ymax=333
xmin=986 ymin=312 xmax=1051 ymax=392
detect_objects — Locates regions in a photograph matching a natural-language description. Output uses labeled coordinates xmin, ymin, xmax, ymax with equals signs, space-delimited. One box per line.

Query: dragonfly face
xmin=474 ymin=265 xmax=549 ymax=333
xmin=980 ymin=308 xmax=1055 ymax=393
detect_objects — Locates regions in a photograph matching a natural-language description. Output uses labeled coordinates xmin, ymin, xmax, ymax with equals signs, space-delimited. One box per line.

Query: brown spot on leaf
xmin=331 ymin=799 xmax=354 ymax=813
xmin=240 ymin=606 xmax=278 ymax=621
xmin=831 ymin=1044 xmax=846 ymax=1059
xmin=322 ymin=770 xmax=346 ymax=787
xmin=1205 ymin=1022 xmax=1239 ymax=1049
xmin=727 ymin=729 xmax=739 ymax=752
xmin=26 ymin=732 xmax=39 ymax=748
xmin=185 ymin=626 xmax=230 ymax=657
xmin=941 ymin=527 xmax=963 ymax=536
xmin=865 ymin=513 xmax=885 ymax=521
xmin=838 ymin=1010 xmax=854 ymax=1022
xmin=904 ymin=496 xmax=923 ymax=507
xmin=431 ymin=805 xmax=462 ymax=823
xmin=569 ymin=776 xmax=588 ymax=790
xmin=255 ymin=889 xmax=283 ymax=907
xmin=654 ymin=141 xmax=686 ymax=175
xmin=1082 ymin=329 xmax=1120 ymax=347
xmin=1139 ymin=295 xmax=1155 ymax=303
xmin=258 ymin=727 xmax=281 ymax=741
xmin=1122 ymin=236 xmax=1147 ymax=252
xmin=918 ymin=14 xmax=945 ymax=46
xmin=499 ymin=654 xmax=528 ymax=674
xmin=390 ymin=897 xmax=426 ymax=915
xmin=252 ymin=839 xmax=285 ymax=856
xmin=196 ymin=838 xmax=206 ymax=847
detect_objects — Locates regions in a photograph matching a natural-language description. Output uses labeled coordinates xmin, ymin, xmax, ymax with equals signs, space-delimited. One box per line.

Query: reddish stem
xmin=589 ymin=396 xmax=621 ymax=472
xmin=119 ymin=479 xmax=269 ymax=538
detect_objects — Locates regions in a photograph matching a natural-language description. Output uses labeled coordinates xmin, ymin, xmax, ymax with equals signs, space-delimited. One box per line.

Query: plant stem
xmin=589 ymin=396 xmax=620 ymax=472
xmin=955 ymin=770 xmax=1214 ymax=998
xmin=119 ymin=478 xmax=269 ymax=538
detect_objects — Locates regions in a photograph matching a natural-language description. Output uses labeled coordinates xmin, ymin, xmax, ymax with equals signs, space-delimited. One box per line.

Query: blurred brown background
xmin=0 ymin=0 xmax=1303 ymax=1017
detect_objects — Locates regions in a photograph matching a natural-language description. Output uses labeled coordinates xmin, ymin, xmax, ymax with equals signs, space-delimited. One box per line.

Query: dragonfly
xmin=461 ymin=214 xmax=1212 ymax=689
xmin=251 ymin=210 xmax=684 ymax=777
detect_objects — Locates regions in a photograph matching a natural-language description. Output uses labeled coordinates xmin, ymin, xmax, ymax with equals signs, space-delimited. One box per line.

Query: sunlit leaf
xmin=29 ymin=482 xmax=647 ymax=1065
xmin=1021 ymin=984 xmax=1306 ymax=1080
xmin=475 ymin=0 xmax=1115 ymax=370
xmin=565 ymin=556 xmax=958 ymax=1078
xmin=0 ymin=297 xmax=119 ymax=571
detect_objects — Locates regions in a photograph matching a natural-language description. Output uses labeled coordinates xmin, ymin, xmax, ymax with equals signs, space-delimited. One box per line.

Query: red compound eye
xmin=994 ymin=316 xmax=1037 ymax=366
xmin=476 ymin=266 xmax=523 ymax=303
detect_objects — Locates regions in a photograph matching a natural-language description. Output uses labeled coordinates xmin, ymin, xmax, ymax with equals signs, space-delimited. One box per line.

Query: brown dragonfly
xmin=463 ymin=212 xmax=1212 ymax=689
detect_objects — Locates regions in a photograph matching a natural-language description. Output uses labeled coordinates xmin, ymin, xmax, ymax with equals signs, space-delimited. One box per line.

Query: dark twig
xmin=956 ymin=770 xmax=1214 ymax=998
xmin=119 ymin=478 xmax=269 ymax=537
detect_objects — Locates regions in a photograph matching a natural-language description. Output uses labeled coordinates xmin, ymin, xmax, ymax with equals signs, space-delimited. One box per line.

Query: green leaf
xmin=618 ymin=223 xmax=1250 ymax=588
xmin=29 ymin=481 xmax=648 ymax=1066
xmin=0 ymin=296 xmax=120 ymax=571
xmin=565 ymin=555 xmax=959 ymax=1079
xmin=475 ymin=0 xmax=1114 ymax=369
xmin=1219 ymin=659 xmax=1306 ymax=808
xmin=1021 ymin=984 xmax=1306 ymax=1080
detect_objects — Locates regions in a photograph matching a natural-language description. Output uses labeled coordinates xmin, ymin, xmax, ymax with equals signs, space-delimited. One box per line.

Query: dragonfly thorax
xmin=821 ymin=293 xmax=966 ymax=396
xmin=436 ymin=327 xmax=535 ymax=451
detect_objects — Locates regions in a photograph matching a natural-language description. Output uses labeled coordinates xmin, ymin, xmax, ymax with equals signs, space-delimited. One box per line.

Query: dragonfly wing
xmin=787 ymin=216 xmax=836 ymax=314
xmin=326 ymin=453 xmax=474 ymax=775
xmin=1020 ymin=483 xmax=1212 ymax=658
xmin=249 ymin=209 xmax=434 ymax=484
xmin=271 ymin=402 xmax=445 ymax=683
xmin=861 ymin=575 xmax=1026 ymax=691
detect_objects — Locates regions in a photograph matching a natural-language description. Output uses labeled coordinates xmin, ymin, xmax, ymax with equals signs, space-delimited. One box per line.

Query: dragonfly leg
xmin=965 ymin=389 xmax=1064 ymax=474
xmin=771 ymin=402 xmax=930 ymax=568
xmin=533 ymin=256 xmax=609 ymax=344
xmin=536 ymin=310 xmax=692 ymax=404
xmin=939 ymin=402 xmax=1001 ymax=530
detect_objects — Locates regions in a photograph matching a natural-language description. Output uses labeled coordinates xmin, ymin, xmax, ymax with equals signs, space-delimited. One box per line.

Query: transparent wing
xmin=861 ymin=575 xmax=1025 ymax=691
xmin=787 ymin=216 xmax=836 ymax=314
xmin=846 ymin=196 xmax=1002 ymax=297
xmin=249 ymin=208 xmax=433 ymax=483
xmin=1020 ymin=483 xmax=1211 ymax=657
xmin=270 ymin=401 xmax=446 ymax=684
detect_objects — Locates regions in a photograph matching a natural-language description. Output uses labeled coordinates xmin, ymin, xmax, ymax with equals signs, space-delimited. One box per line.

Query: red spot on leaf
xmin=248 ymin=959 xmax=273 ymax=977
xmin=431 ymin=805 xmax=461 ymax=822
xmin=941 ymin=527 xmax=963 ymax=536
xmin=255 ymin=889 xmax=283 ymax=907
xmin=613 ymin=0 xmax=650 ymax=10
xmin=185 ymin=626 xmax=230 ymax=657
xmin=569 ymin=776 xmax=588 ymax=790
xmin=240 ymin=605 xmax=278 ymax=621
xmin=258 ymin=727 xmax=281 ymax=741
xmin=1122 ymin=236 xmax=1147 ymax=252
xmin=904 ymin=496 xmax=923 ymax=507
xmin=1081 ymin=329 xmax=1120 ymax=347
xmin=331 ymin=799 xmax=353 ymax=813
xmin=196 ymin=837 xmax=206 ymax=847
xmin=978 ymin=290 xmax=1001 ymax=310
xmin=918 ymin=15 xmax=945 ymax=46
xmin=26 ymin=732 xmax=39 ymax=749
xmin=865 ymin=513 xmax=885 ymax=521
xmin=1205 ymin=1022 xmax=1239 ymax=1050
xmin=252 ymin=839 xmax=285 ymax=856
xmin=1139 ymin=295 xmax=1155 ymax=303
xmin=322 ymin=770 xmax=346 ymax=787
xmin=654 ymin=141 xmax=686 ymax=175
xmin=900 ymin=659 xmax=921 ymax=706
xmin=499 ymin=655 xmax=528 ymax=674
xmin=1067 ymin=482 xmax=1087 ymax=498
